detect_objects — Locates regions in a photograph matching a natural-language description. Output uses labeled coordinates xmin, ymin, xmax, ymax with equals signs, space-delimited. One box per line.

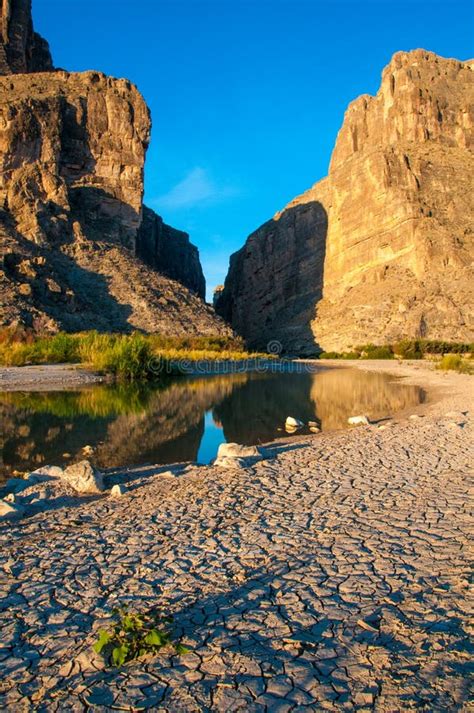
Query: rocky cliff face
xmin=0 ymin=0 xmax=52 ymax=74
xmin=137 ymin=207 xmax=205 ymax=300
xmin=216 ymin=50 xmax=474 ymax=353
xmin=0 ymin=0 xmax=224 ymax=334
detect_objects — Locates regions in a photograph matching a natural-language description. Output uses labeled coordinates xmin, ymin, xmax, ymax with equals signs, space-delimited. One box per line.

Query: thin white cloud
xmin=153 ymin=167 xmax=238 ymax=210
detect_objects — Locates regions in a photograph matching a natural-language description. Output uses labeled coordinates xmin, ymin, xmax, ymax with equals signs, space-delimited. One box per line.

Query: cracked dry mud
xmin=0 ymin=365 xmax=473 ymax=711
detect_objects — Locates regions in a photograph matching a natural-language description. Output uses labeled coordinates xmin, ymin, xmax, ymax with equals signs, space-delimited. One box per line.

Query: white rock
xmin=348 ymin=415 xmax=370 ymax=426
xmin=309 ymin=426 xmax=321 ymax=433
xmin=82 ymin=445 xmax=94 ymax=456
xmin=444 ymin=411 xmax=467 ymax=421
xmin=4 ymin=493 xmax=15 ymax=503
xmin=214 ymin=456 xmax=248 ymax=469
xmin=61 ymin=460 xmax=104 ymax=494
xmin=217 ymin=443 xmax=262 ymax=460
xmin=110 ymin=484 xmax=126 ymax=497
xmin=308 ymin=421 xmax=319 ymax=428
xmin=27 ymin=465 xmax=63 ymax=482
xmin=285 ymin=417 xmax=304 ymax=428
xmin=0 ymin=500 xmax=25 ymax=521
xmin=285 ymin=425 xmax=299 ymax=434
xmin=160 ymin=470 xmax=176 ymax=478
xmin=446 ymin=421 xmax=464 ymax=429
xmin=409 ymin=414 xmax=423 ymax=420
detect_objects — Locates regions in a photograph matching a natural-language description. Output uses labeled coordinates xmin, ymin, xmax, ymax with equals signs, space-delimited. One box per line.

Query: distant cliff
xmin=216 ymin=50 xmax=474 ymax=353
xmin=137 ymin=207 xmax=205 ymax=300
xmin=0 ymin=0 xmax=226 ymax=335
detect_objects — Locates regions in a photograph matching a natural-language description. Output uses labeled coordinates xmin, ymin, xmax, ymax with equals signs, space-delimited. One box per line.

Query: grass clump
xmin=78 ymin=332 xmax=164 ymax=381
xmin=93 ymin=606 xmax=188 ymax=667
xmin=436 ymin=354 xmax=473 ymax=374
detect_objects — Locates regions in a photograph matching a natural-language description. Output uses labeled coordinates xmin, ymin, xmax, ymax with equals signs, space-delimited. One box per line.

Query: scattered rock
xmin=160 ymin=470 xmax=177 ymax=478
xmin=285 ymin=417 xmax=304 ymax=428
xmin=217 ymin=443 xmax=262 ymax=459
xmin=0 ymin=500 xmax=25 ymax=521
xmin=409 ymin=414 xmax=423 ymax=420
xmin=446 ymin=421 xmax=465 ymax=429
xmin=214 ymin=456 xmax=248 ymax=470
xmin=348 ymin=415 xmax=370 ymax=426
xmin=444 ymin=411 xmax=467 ymax=421
xmin=110 ymin=484 xmax=127 ymax=498
xmin=62 ymin=461 xmax=104 ymax=494
xmin=82 ymin=445 xmax=94 ymax=456
xmin=309 ymin=426 xmax=321 ymax=433
xmin=27 ymin=465 xmax=63 ymax=482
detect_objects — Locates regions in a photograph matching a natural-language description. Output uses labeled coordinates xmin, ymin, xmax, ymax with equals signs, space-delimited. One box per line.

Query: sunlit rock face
xmin=0 ymin=71 xmax=150 ymax=251
xmin=0 ymin=0 xmax=223 ymax=333
xmin=217 ymin=50 xmax=474 ymax=353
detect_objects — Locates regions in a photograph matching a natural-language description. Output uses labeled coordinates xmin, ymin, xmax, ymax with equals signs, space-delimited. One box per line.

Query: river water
xmin=0 ymin=366 xmax=425 ymax=482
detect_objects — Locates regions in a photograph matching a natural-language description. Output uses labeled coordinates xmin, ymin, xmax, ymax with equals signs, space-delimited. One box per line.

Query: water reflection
xmin=0 ymin=368 xmax=425 ymax=481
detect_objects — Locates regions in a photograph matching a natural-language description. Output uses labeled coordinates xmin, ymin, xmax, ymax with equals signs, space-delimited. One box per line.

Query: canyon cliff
xmin=216 ymin=50 xmax=474 ymax=353
xmin=0 ymin=0 xmax=224 ymax=334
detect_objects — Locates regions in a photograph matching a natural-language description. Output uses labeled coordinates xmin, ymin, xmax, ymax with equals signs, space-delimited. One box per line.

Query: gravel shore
xmin=0 ymin=364 xmax=104 ymax=392
xmin=0 ymin=361 xmax=472 ymax=711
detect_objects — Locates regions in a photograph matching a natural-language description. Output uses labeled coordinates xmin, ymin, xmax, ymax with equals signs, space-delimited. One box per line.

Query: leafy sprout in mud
xmin=93 ymin=606 xmax=189 ymax=666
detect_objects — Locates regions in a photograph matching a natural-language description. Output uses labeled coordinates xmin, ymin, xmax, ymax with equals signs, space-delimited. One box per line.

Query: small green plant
xmin=93 ymin=606 xmax=189 ymax=666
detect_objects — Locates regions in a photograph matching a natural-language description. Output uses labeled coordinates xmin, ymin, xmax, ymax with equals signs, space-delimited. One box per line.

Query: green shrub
xmin=319 ymin=351 xmax=361 ymax=359
xmin=93 ymin=606 xmax=189 ymax=667
xmin=436 ymin=354 xmax=473 ymax=374
xmin=393 ymin=339 xmax=423 ymax=359
xmin=356 ymin=344 xmax=394 ymax=359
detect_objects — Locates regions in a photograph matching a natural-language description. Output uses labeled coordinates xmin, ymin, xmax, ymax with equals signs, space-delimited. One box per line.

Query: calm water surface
xmin=0 ymin=367 xmax=425 ymax=482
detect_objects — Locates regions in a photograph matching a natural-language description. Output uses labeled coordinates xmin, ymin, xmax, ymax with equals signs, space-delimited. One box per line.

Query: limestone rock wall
xmin=0 ymin=0 xmax=52 ymax=74
xmin=217 ymin=50 xmax=474 ymax=353
xmin=215 ymin=192 xmax=329 ymax=353
xmin=0 ymin=0 xmax=223 ymax=334
xmin=137 ymin=206 xmax=206 ymax=299
xmin=0 ymin=71 xmax=150 ymax=251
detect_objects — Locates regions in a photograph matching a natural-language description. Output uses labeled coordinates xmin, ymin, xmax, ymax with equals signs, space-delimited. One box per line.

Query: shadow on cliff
xmin=217 ymin=200 xmax=328 ymax=357
xmin=3 ymin=225 xmax=134 ymax=332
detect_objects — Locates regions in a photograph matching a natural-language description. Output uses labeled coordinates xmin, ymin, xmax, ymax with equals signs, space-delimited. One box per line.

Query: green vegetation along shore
xmin=0 ymin=329 xmax=269 ymax=381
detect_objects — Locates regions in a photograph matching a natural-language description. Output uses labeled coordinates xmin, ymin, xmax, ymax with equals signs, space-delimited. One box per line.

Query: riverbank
xmin=0 ymin=363 xmax=106 ymax=391
xmin=0 ymin=361 xmax=472 ymax=710
xmin=0 ymin=358 xmax=317 ymax=392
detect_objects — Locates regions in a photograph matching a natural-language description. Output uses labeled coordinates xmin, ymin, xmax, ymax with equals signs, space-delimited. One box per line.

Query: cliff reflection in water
xmin=0 ymin=368 xmax=424 ymax=481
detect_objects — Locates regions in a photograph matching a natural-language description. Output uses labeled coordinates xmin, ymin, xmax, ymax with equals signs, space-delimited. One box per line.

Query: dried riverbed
xmin=0 ymin=362 xmax=472 ymax=711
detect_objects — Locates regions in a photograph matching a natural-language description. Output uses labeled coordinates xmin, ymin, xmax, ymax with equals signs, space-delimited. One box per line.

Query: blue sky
xmin=35 ymin=0 xmax=473 ymax=299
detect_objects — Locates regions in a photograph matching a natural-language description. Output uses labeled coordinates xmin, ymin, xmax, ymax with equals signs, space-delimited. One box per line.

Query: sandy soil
xmin=0 ymin=361 xmax=472 ymax=711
